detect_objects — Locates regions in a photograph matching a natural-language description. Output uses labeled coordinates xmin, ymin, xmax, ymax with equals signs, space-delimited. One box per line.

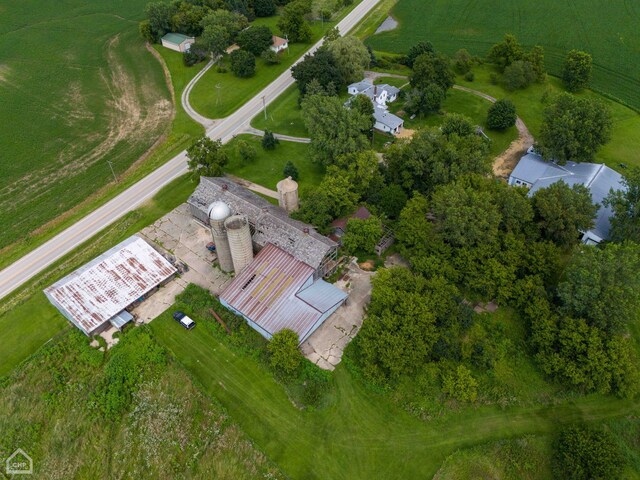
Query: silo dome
xmin=277 ymin=176 xmax=298 ymax=193
xmin=208 ymin=201 xmax=232 ymax=221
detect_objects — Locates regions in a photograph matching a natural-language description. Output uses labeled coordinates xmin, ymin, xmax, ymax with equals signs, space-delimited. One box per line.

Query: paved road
xmin=0 ymin=0 xmax=381 ymax=301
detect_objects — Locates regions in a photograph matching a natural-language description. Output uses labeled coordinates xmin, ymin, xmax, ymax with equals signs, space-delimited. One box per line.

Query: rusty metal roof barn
xmin=188 ymin=177 xmax=338 ymax=273
xmin=220 ymin=243 xmax=347 ymax=343
xmin=44 ymin=236 xmax=176 ymax=336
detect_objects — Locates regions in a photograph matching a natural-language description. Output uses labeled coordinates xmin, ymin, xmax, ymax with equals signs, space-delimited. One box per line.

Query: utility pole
xmin=215 ymin=83 xmax=222 ymax=106
xmin=262 ymin=95 xmax=267 ymax=120
xmin=107 ymin=160 xmax=117 ymax=183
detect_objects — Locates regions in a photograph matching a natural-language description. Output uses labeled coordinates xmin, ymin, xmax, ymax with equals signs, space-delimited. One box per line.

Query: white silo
xmin=276 ymin=176 xmax=299 ymax=212
xmin=224 ymin=215 xmax=254 ymax=274
xmin=208 ymin=202 xmax=234 ymax=273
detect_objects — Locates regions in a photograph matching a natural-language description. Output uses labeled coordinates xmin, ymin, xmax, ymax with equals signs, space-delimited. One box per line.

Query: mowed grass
xmin=0 ymin=0 xmax=173 ymax=251
xmin=189 ymin=2 xmax=360 ymax=119
xmin=251 ymin=85 xmax=309 ymax=137
xmin=365 ymin=0 xmax=640 ymax=111
xmin=151 ymin=312 xmax=640 ymax=479
xmin=0 ymin=174 xmax=198 ymax=376
xmin=225 ymin=134 xmax=324 ymax=196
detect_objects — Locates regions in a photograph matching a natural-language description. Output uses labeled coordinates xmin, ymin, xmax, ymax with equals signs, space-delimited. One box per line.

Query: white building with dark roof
xmin=44 ymin=236 xmax=176 ymax=336
xmin=509 ymin=148 xmax=625 ymax=244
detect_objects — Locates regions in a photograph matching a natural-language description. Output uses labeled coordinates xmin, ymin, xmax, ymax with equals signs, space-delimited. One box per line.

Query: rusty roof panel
xmin=220 ymin=243 xmax=346 ymax=341
xmin=44 ymin=236 xmax=176 ymax=335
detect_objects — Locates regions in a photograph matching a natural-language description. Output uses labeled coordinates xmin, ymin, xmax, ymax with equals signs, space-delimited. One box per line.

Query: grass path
xmin=151 ymin=315 xmax=639 ymax=479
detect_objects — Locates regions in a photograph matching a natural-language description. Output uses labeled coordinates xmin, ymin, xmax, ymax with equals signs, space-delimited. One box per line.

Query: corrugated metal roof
xmin=162 ymin=33 xmax=192 ymax=45
xmin=44 ymin=236 xmax=176 ymax=335
xmin=220 ymin=243 xmax=346 ymax=341
xmin=297 ymin=279 xmax=347 ymax=313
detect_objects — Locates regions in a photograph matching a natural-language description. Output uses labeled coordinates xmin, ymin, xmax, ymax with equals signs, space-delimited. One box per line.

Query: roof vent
xmin=303 ymin=227 xmax=309 ymax=235
xmin=222 ymin=184 xmax=228 ymax=191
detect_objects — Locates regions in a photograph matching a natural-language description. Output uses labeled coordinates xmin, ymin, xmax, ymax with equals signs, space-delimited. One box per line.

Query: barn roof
xmin=220 ymin=243 xmax=346 ymax=341
xmin=188 ymin=177 xmax=337 ymax=269
xmin=44 ymin=236 xmax=176 ymax=335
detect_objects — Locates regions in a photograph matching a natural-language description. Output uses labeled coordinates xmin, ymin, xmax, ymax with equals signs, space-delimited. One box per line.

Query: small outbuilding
xmin=44 ymin=236 xmax=176 ymax=336
xmin=161 ymin=33 xmax=195 ymax=53
xmin=271 ymin=35 xmax=288 ymax=53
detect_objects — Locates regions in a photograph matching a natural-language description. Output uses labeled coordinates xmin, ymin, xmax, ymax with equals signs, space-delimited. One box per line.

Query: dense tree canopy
xmin=186 ymin=136 xmax=228 ymax=178
xmin=487 ymin=99 xmax=517 ymax=130
xmin=405 ymin=41 xmax=435 ymax=68
xmin=277 ymin=0 xmax=312 ymax=43
xmin=487 ymin=34 xmax=524 ymax=71
xmin=538 ymin=93 xmax=612 ymax=163
xmin=342 ymin=216 xmax=383 ymax=254
xmin=301 ymin=94 xmax=371 ymax=165
xmin=532 ymin=181 xmax=597 ymax=247
xmin=200 ymin=24 xmax=229 ymax=57
xmin=410 ymin=52 xmax=454 ymax=92
xmin=230 ymin=49 xmax=256 ymax=77
xmin=236 ymin=25 xmax=273 ymax=56
xmin=604 ymin=167 xmax=640 ymax=243
xmin=201 ymin=9 xmax=249 ymax=41
xmin=291 ymin=48 xmax=344 ymax=95
xmin=326 ymin=35 xmax=370 ymax=84
xmin=252 ymin=0 xmax=276 ymax=17
xmin=562 ymin=50 xmax=592 ymax=92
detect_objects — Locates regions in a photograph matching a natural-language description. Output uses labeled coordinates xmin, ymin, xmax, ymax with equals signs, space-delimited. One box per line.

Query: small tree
xmin=236 ymin=139 xmax=256 ymax=163
xmin=268 ymin=329 xmax=302 ymax=379
xmin=441 ymin=113 xmax=474 ymax=138
xmin=262 ymin=129 xmax=279 ymax=150
xmin=554 ymin=425 xmax=624 ymax=480
xmin=563 ymin=50 xmax=592 ymax=92
xmin=442 ymin=365 xmax=478 ymax=402
xmin=237 ymin=25 xmax=273 ymax=56
xmin=453 ymin=48 xmax=473 ymax=74
xmin=487 ymin=99 xmax=517 ymax=130
xmin=230 ymin=49 xmax=256 ymax=78
xmin=186 ymin=136 xmax=228 ymax=178
xmin=283 ymin=160 xmax=299 ymax=181
xmin=404 ymin=84 xmax=445 ymax=116
xmin=503 ymin=60 xmax=536 ymax=90
xmin=261 ymin=48 xmax=280 ymax=65
xmin=487 ymin=33 xmax=523 ymax=71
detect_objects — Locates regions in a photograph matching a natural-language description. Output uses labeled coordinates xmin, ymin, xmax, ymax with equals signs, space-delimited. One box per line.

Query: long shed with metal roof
xmin=44 ymin=236 xmax=176 ymax=336
xmin=219 ymin=243 xmax=347 ymax=343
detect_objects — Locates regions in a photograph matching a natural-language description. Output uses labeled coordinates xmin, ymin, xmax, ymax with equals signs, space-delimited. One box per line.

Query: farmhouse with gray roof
xmin=509 ymin=148 xmax=625 ymax=244
xmin=346 ymin=80 xmax=404 ymax=135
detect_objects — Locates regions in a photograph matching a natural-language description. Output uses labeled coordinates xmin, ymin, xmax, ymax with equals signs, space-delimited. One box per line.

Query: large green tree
xmin=326 ymin=35 xmax=370 ymax=84
xmin=538 ymin=93 xmax=612 ymax=163
xmin=532 ymin=181 xmax=597 ymax=246
xmin=291 ymin=48 xmax=343 ymax=95
xmin=342 ymin=216 xmax=383 ymax=254
xmin=253 ymin=0 xmax=276 ymax=17
xmin=186 ymin=136 xmax=228 ymax=178
xmin=301 ymin=94 xmax=370 ymax=165
xmin=562 ymin=49 xmax=592 ymax=92
xmin=405 ymin=41 xmax=435 ymax=68
xmin=200 ymin=24 xmax=229 ymax=57
xmin=410 ymin=52 xmax=454 ymax=92
xmin=145 ymin=2 xmax=176 ymax=39
xmin=277 ymin=0 xmax=312 ymax=43
xmin=604 ymin=167 xmax=640 ymax=243
xmin=237 ymin=25 xmax=273 ymax=56
xmin=267 ymin=329 xmax=302 ymax=380
xmin=230 ymin=49 xmax=256 ymax=77
xmin=200 ymin=9 xmax=248 ymax=41
xmin=487 ymin=34 xmax=524 ymax=71
xmin=487 ymin=99 xmax=517 ymax=130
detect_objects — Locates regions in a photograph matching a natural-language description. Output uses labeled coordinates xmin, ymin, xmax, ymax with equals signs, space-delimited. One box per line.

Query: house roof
xmin=188 ymin=177 xmax=337 ymax=269
xmin=510 ymin=151 xmax=625 ymax=240
xmin=331 ymin=206 xmax=371 ymax=230
xmin=272 ymin=35 xmax=288 ymax=47
xmin=161 ymin=33 xmax=193 ymax=45
xmin=44 ymin=236 xmax=176 ymax=335
xmin=220 ymin=244 xmax=347 ymax=341
xmin=374 ymin=106 xmax=404 ymax=129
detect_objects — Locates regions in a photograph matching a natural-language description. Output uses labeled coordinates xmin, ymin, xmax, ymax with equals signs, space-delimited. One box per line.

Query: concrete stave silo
xmin=208 ymin=201 xmax=234 ymax=273
xmin=276 ymin=176 xmax=299 ymax=212
xmin=224 ymin=215 xmax=254 ymax=274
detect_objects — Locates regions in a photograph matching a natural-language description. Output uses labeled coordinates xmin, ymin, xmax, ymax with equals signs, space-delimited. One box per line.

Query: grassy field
xmin=0 ymin=0 xmax=172 ymax=251
xmin=150 ymin=309 xmax=639 ymax=479
xmin=189 ymin=2 xmax=361 ymax=119
xmin=0 ymin=328 xmax=284 ymax=479
xmin=225 ymin=135 xmax=324 ymax=196
xmin=0 ymin=174 xmax=198 ymax=376
xmin=365 ymin=0 xmax=640 ymax=111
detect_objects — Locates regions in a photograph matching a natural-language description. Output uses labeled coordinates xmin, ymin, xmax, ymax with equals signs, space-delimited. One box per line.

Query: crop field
xmin=0 ymin=0 xmax=172 ymax=251
xmin=365 ymin=0 xmax=640 ymax=111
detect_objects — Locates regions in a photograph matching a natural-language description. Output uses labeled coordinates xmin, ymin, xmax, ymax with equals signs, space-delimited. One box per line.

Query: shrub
xmin=262 ymin=129 xmax=279 ymax=150
xmin=261 ymin=49 xmax=281 ymax=65
xmin=554 ymin=425 xmax=624 ymax=480
xmin=267 ymin=329 xmax=302 ymax=380
xmin=236 ymin=140 xmax=257 ymax=163
xmin=442 ymin=365 xmax=478 ymax=402
xmin=487 ymin=99 xmax=517 ymax=130
xmin=453 ymin=48 xmax=473 ymax=74
xmin=230 ymin=49 xmax=256 ymax=78
xmin=503 ymin=60 xmax=536 ymax=90
xmin=464 ymin=71 xmax=474 ymax=82
xmin=283 ymin=160 xmax=299 ymax=181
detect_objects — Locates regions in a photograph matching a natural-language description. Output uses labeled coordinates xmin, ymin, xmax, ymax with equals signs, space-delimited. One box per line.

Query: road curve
xmin=0 ymin=0 xmax=381 ymax=301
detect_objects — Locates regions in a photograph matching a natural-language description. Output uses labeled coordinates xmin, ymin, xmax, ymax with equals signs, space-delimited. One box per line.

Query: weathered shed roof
xmin=188 ymin=177 xmax=337 ymax=269
xmin=220 ymin=244 xmax=346 ymax=341
xmin=44 ymin=236 xmax=176 ymax=335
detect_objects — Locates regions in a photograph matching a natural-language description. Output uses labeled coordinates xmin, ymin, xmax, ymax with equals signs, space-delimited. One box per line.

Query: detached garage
xmin=161 ymin=33 xmax=195 ymax=53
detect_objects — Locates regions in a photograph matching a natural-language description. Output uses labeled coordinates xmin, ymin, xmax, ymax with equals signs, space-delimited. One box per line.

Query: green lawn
xmin=0 ymin=0 xmax=172 ymax=251
xmin=251 ymin=85 xmax=309 ymax=138
xmin=365 ymin=0 xmax=640 ymax=111
xmin=225 ymin=135 xmax=324 ymax=196
xmin=150 ymin=310 xmax=639 ymax=479
xmin=190 ymin=3 xmax=361 ymax=119
xmin=0 ymin=174 xmax=198 ymax=376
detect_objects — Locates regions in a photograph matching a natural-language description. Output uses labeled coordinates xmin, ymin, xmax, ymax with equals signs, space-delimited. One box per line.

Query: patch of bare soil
xmin=492 ymin=117 xmax=534 ymax=179
xmin=396 ymin=128 xmax=415 ymax=139
xmin=358 ymin=259 xmax=376 ymax=271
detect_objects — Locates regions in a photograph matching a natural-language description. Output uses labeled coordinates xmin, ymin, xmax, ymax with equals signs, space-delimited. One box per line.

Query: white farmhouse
xmin=161 ymin=33 xmax=195 ymax=53
xmin=346 ymin=80 xmax=404 ymax=135
xmin=271 ymin=35 xmax=288 ymax=53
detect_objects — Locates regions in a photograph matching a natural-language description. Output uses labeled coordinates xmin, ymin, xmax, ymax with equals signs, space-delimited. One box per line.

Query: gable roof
xmin=161 ymin=33 xmax=193 ymax=45
xmin=331 ymin=206 xmax=372 ymax=230
xmin=510 ymin=151 xmax=625 ymax=240
xmin=44 ymin=236 xmax=176 ymax=335
xmin=374 ymin=106 xmax=404 ymax=129
xmin=188 ymin=177 xmax=337 ymax=269
xmin=220 ymin=243 xmax=347 ymax=341
xmin=272 ymin=35 xmax=288 ymax=47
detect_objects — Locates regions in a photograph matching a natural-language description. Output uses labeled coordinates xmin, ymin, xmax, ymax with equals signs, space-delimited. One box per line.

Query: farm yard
xmin=365 ymin=0 xmax=640 ymax=111
xmin=0 ymin=0 xmax=173 ymax=252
